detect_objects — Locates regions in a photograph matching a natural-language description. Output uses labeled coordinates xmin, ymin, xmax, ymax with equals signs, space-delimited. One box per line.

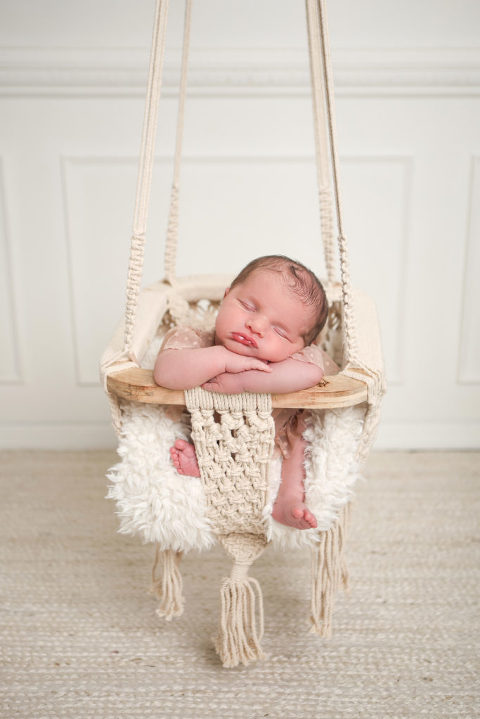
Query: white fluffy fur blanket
xmin=107 ymin=399 xmax=366 ymax=552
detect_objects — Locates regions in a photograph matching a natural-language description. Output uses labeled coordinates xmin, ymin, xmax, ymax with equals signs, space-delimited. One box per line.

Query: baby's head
xmin=215 ymin=255 xmax=328 ymax=363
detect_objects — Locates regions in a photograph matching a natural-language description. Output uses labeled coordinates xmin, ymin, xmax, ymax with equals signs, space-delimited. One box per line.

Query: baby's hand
xmin=223 ymin=352 xmax=271 ymax=374
xmin=202 ymin=372 xmax=244 ymax=393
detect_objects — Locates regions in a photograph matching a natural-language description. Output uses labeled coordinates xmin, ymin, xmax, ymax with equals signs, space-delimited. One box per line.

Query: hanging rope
xmin=164 ymin=0 xmax=193 ymax=285
xmin=313 ymin=0 xmax=359 ymax=364
xmin=305 ymin=0 xmax=386 ymax=460
xmin=124 ymin=0 xmax=170 ymax=353
xmin=305 ymin=0 xmax=337 ymax=290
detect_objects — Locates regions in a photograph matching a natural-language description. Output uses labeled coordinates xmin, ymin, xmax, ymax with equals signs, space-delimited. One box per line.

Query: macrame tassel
xmin=150 ymin=546 xmax=184 ymax=621
xmin=310 ymin=503 xmax=351 ymax=637
xmin=215 ymin=533 xmax=267 ymax=668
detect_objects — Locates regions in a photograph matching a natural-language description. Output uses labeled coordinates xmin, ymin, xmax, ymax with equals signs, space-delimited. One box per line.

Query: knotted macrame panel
xmin=184 ymin=388 xmax=275 ymax=535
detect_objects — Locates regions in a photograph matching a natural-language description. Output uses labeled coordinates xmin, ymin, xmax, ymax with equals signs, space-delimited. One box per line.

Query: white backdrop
xmin=0 ymin=0 xmax=479 ymax=449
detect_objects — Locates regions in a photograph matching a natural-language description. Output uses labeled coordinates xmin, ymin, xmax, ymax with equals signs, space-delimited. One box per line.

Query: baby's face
xmin=214 ymin=270 xmax=313 ymax=363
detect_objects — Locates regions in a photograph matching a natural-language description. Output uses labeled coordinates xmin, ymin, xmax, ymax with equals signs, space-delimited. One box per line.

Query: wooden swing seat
xmin=107 ymin=367 xmax=368 ymax=409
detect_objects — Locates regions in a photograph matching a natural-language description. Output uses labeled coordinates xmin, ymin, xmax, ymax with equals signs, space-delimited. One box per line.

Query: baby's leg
xmin=170 ymin=439 xmax=200 ymax=477
xmin=272 ymin=434 xmax=317 ymax=530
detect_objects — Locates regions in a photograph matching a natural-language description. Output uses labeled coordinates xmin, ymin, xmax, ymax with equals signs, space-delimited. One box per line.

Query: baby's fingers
xmin=202 ymin=379 xmax=220 ymax=392
xmin=254 ymin=360 xmax=272 ymax=372
xmin=202 ymin=382 xmax=217 ymax=392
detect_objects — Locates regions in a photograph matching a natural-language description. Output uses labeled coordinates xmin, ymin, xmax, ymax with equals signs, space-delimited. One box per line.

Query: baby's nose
xmin=246 ymin=316 xmax=266 ymax=336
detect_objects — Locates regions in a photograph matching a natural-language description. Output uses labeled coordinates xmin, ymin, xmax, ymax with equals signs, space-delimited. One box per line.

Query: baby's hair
xmin=230 ymin=255 xmax=328 ymax=346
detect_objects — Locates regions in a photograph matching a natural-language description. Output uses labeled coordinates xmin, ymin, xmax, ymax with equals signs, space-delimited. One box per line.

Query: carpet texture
xmin=0 ymin=450 xmax=479 ymax=718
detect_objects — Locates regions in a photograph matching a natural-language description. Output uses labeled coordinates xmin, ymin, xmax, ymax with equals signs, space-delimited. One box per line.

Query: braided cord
xmin=305 ymin=0 xmax=359 ymax=363
xmin=124 ymin=0 xmax=170 ymax=352
xmin=316 ymin=0 xmax=359 ymax=362
xmin=164 ymin=0 xmax=193 ymax=285
xmin=305 ymin=0 xmax=337 ymax=289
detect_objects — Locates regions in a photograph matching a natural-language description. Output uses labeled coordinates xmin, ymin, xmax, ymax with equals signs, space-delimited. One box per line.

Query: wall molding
xmin=0 ymin=160 xmax=23 ymax=385
xmin=458 ymin=155 xmax=480 ymax=384
xmin=1 ymin=46 xmax=479 ymax=97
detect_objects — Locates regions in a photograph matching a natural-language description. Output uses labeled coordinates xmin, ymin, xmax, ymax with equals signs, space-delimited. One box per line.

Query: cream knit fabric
xmin=185 ymin=388 xmax=274 ymax=535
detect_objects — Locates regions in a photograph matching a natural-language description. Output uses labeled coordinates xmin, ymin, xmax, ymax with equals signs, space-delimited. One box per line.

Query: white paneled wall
xmin=0 ymin=0 xmax=479 ymax=449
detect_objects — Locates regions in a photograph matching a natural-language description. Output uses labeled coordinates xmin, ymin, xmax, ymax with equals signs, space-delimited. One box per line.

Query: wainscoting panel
xmin=458 ymin=156 xmax=480 ymax=384
xmin=0 ymin=160 xmax=22 ymax=384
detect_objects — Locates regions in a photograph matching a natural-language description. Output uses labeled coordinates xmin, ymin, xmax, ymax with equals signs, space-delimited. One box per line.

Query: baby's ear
xmin=223 ymin=287 xmax=230 ymax=298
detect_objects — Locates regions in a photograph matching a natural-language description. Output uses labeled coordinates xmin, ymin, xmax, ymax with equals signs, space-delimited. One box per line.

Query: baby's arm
xmin=202 ymin=357 xmax=324 ymax=394
xmin=154 ymin=346 xmax=271 ymax=390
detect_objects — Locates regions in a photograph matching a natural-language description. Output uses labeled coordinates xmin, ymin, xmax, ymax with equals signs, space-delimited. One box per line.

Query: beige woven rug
xmin=1 ymin=450 xmax=479 ymax=718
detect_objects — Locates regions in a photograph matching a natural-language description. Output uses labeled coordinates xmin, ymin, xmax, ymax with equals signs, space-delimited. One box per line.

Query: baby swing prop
xmin=101 ymin=0 xmax=385 ymax=668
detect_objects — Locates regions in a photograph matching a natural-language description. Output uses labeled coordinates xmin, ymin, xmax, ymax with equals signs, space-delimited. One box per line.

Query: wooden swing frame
xmin=107 ymin=367 xmax=368 ymax=409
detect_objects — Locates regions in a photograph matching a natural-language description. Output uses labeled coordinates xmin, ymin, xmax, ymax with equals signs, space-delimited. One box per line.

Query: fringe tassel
xmin=310 ymin=502 xmax=351 ymax=637
xmin=150 ymin=546 xmax=184 ymax=621
xmin=215 ymin=533 xmax=267 ymax=668
xmin=215 ymin=571 xmax=265 ymax=668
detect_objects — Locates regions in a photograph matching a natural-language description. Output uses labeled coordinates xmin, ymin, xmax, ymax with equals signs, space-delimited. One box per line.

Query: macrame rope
xmin=307 ymin=0 xmax=386 ymax=459
xmin=123 ymin=0 xmax=170 ymax=352
xmin=184 ymin=388 xmax=274 ymax=667
xmin=164 ymin=0 xmax=193 ymax=285
xmin=305 ymin=0 xmax=337 ymax=290
xmin=215 ymin=533 xmax=267 ymax=667
xmin=184 ymin=387 xmax=274 ymax=535
xmin=151 ymin=546 xmax=184 ymax=620
xmin=314 ymin=0 xmax=359 ymax=363
xmin=310 ymin=502 xmax=351 ymax=638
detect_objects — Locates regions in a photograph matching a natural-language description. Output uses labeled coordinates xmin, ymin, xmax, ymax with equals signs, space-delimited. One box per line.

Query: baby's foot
xmin=170 ymin=439 xmax=200 ymax=477
xmin=272 ymin=498 xmax=317 ymax=530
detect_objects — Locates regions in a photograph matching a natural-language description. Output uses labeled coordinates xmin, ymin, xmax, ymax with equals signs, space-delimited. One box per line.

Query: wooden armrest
xmin=107 ymin=368 xmax=368 ymax=409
